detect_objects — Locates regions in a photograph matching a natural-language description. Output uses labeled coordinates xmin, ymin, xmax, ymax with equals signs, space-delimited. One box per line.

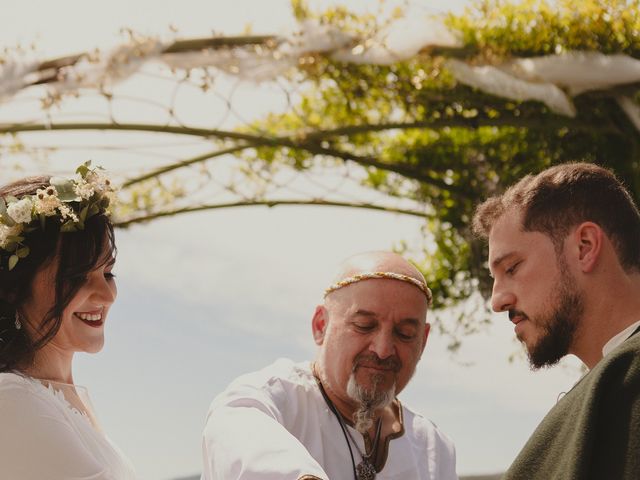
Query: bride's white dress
xmin=0 ymin=372 xmax=136 ymax=480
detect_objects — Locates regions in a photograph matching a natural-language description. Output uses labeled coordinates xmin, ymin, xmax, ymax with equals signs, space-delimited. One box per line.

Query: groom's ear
xmin=312 ymin=306 xmax=328 ymax=345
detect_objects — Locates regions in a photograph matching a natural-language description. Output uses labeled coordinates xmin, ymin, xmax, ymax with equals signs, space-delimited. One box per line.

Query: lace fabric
xmin=37 ymin=379 xmax=103 ymax=432
xmin=0 ymin=372 xmax=136 ymax=479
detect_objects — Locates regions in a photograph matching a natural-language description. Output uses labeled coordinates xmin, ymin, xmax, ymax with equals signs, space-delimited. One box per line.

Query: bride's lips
xmin=74 ymin=309 xmax=104 ymax=328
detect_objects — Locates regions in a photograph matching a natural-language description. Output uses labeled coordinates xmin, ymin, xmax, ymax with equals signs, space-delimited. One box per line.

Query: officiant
xmin=201 ymin=251 xmax=457 ymax=480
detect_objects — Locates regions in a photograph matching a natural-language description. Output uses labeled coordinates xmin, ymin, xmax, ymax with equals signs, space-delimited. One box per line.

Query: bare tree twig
xmin=115 ymin=199 xmax=428 ymax=228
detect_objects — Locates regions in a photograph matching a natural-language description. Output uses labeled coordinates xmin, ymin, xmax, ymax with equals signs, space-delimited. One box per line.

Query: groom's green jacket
xmin=504 ymin=327 xmax=640 ymax=480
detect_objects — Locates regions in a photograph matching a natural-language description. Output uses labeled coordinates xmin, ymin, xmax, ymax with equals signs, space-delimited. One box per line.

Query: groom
xmin=473 ymin=162 xmax=640 ymax=479
xmin=201 ymin=251 xmax=457 ymax=480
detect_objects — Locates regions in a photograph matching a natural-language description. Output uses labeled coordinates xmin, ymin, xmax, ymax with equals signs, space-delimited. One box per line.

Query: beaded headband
xmin=0 ymin=161 xmax=115 ymax=271
xmin=324 ymin=271 xmax=433 ymax=306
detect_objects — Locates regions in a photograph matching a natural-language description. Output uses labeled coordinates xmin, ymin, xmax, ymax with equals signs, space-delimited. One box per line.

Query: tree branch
xmin=0 ymin=122 xmax=278 ymax=143
xmin=0 ymin=122 xmax=477 ymax=195
xmin=33 ymin=35 xmax=280 ymax=85
xmin=302 ymin=116 xmax=615 ymax=140
xmin=301 ymin=143 xmax=472 ymax=198
xmin=163 ymin=35 xmax=278 ymax=53
xmin=121 ymin=144 xmax=255 ymax=187
xmin=115 ymin=199 xmax=428 ymax=228
xmin=0 ymin=116 xmax=608 ymax=141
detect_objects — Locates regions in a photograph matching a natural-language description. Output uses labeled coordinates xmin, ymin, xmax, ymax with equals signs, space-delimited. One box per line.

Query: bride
xmin=0 ymin=162 xmax=136 ymax=479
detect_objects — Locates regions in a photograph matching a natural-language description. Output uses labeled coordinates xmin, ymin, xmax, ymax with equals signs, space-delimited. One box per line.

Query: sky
xmin=1 ymin=1 xmax=585 ymax=479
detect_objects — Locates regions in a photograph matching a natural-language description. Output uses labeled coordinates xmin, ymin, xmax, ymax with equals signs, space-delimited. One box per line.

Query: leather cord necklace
xmin=337 ymin=411 xmax=382 ymax=480
xmin=315 ymin=373 xmax=382 ymax=480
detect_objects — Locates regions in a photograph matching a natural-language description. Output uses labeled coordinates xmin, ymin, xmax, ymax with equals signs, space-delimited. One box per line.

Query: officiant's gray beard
xmin=347 ymin=372 xmax=395 ymax=434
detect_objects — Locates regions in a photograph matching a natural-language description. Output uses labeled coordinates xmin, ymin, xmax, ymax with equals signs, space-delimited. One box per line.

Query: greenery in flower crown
xmin=0 ymin=161 xmax=116 ymax=271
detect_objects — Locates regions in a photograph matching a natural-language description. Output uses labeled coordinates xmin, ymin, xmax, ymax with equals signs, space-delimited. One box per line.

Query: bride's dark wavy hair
xmin=0 ymin=176 xmax=116 ymax=372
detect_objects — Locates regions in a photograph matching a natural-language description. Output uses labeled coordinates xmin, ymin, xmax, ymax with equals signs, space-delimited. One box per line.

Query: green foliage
xmin=447 ymin=0 xmax=640 ymax=58
xmin=290 ymin=0 xmax=402 ymax=37
xmin=116 ymin=177 xmax=187 ymax=222
xmin=240 ymin=0 xmax=640 ymax=341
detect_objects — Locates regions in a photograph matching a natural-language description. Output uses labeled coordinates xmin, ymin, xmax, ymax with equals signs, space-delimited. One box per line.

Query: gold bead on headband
xmin=324 ymin=271 xmax=433 ymax=306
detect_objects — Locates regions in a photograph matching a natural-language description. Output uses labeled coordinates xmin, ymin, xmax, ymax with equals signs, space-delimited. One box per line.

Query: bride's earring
xmin=14 ymin=311 xmax=22 ymax=330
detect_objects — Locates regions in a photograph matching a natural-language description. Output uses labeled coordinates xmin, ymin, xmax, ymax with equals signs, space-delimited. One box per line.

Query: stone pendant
xmin=356 ymin=459 xmax=376 ymax=480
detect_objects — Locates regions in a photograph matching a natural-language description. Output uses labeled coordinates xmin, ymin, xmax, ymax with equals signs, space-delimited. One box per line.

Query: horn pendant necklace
xmin=348 ymin=416 xmax=382 ymax=480
xmin=332 ymin=403 xmax=382 ymax=480
xmin=314 ymin=369 xmax=383 ymax=480
xmin=357 ymin=461 xmax=377 ymax=480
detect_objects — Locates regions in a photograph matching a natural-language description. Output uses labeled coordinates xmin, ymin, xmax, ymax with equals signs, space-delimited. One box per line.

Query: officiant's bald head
xmin=331 ymin=251 xmax=426 ymax=285
xmin=312 ymin=251 xmax=432 ymax=432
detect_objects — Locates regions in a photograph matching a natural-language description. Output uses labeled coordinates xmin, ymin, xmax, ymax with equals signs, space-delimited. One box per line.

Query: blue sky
xmin=1 ymin=1 xmax=585 ymax=479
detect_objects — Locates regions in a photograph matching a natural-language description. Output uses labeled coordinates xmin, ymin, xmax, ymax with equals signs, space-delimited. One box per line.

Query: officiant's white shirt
xmin=202 ymin=358 xmax=457 ymax=480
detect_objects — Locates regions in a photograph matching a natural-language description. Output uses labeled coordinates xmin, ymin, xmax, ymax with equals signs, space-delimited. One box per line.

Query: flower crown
xmin=0 ymin=161 xmax=115 ymax=271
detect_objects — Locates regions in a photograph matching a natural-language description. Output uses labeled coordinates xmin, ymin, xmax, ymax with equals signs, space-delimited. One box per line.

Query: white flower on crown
xmin=58 ymin=204 xmax=79 ymax=223
xmin=0 ymin=224 xmax=21 ymax=248
xmin=74 ymin=179 xmax=95 ymax=200
xmin=7 ymin=197 xmax=33 ymax=224
xmin=34 ymin=186 xmax=62 ymax=215
xmin=82 ymin=170 xmax=112 ymax=194
xmin=1 ymin=161 xmax=116 ymax=271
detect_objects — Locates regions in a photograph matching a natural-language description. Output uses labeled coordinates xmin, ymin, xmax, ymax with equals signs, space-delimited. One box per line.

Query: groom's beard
xmin=347 ymin=368 xmax=396 ymax=434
